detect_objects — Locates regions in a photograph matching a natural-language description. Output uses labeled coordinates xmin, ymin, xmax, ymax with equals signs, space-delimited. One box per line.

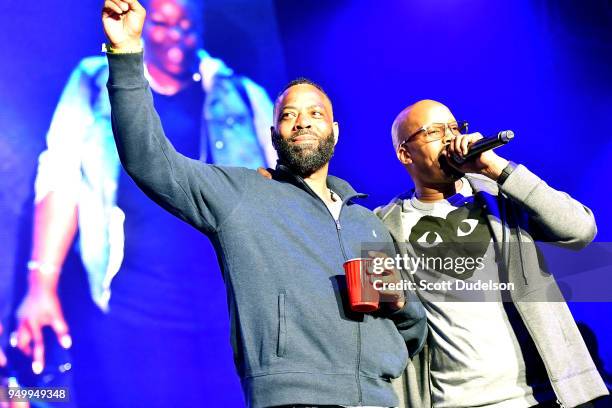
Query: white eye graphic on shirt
xmin=416 ymin=231 xmax=443 ymax=248
xmin=457 ymin=219 xmax=479 ymax=237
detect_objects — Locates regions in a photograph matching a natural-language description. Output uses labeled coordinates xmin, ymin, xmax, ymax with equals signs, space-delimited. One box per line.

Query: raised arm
xmin=444 ymin=133 xmax=597 ymax=248
xmin=103 ymin=0 xmax=251 ymax=233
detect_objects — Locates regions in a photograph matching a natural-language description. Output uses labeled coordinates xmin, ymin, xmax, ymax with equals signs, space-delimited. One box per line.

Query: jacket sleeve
xmin=373 ymin=206 xmax=428 ymax=357
xmin=500 ymin=164 xmax=597 ymax=248
xmin=34 ymin=60 xmax=94 ymax=203
xmin=106 ymin=52 xmax=250 ymax=234
xmin=387 ymin=289 xmax=428 ymax=358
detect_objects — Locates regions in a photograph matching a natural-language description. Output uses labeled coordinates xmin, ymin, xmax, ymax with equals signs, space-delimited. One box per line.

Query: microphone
xmin=452 ymin=130 xmax=514 ymax=165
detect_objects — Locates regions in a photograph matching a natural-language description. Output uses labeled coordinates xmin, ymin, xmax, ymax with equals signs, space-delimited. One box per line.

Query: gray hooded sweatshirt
xmin=106 ymin=52 xmax=427 ymax=408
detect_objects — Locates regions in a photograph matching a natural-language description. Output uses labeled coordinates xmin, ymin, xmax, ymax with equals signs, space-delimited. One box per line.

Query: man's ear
xmin=397 ymin=145 xmax=412 ymax=165
xmin=333 ymin=122 xmax=339 ymax=145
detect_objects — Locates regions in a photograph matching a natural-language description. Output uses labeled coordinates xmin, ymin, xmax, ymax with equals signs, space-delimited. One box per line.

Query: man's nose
xmin=441 ymin=128 xmax=453 ymax=144
xmin=295 ymin=114 xmax=312 ymax=129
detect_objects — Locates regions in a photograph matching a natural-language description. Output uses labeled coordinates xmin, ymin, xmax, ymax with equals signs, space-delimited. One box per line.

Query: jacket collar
xmin=273 ymin=163 xmax=367 ymax=203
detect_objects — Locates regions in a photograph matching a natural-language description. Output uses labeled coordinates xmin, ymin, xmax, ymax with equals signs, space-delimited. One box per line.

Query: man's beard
xmin=273 ymin=129 xmax=336 ymax=177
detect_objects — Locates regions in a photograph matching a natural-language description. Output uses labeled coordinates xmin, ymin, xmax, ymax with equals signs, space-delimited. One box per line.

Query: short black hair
xmin=277 ymin=77 xmax=329 ymax=100
xmin=273 ymin=77 xmax=333 ymax=120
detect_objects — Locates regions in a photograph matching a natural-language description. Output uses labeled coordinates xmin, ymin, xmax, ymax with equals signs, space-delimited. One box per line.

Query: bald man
xmin=376 ymin=100 xmax=608 ymax=408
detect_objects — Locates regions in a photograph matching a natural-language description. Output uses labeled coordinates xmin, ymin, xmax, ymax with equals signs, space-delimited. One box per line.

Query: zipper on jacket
xmin=332 ymin=209 xmax=362 ymax=404
xmin=297 ymin=178 xmax=354 ymax=261
xmin=297 ymin=180 xmax=364 ymax=404
xmin=356 ymin=323 xmax=363 ymax=403
xmin=334 ymin=219 xmax=349 ymax=265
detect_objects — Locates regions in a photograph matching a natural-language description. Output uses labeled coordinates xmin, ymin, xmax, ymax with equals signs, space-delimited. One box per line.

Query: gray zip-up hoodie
xmin=106 ymin=52 xmax=427 ymax=408
xmin=377 ymin=171 xmax=608 ymax=408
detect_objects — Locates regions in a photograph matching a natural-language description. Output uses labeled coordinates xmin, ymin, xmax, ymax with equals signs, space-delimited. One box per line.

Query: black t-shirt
xmin=110 ymin=80 xmax=228 ymax=330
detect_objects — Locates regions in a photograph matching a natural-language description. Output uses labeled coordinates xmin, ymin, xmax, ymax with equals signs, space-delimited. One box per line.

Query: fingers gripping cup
xmin=343 ymin=258 xmax=380 ymax=312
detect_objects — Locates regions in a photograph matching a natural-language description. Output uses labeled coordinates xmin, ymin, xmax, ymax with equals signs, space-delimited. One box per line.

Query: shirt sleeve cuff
xmin=498 ymin=164 xmax=543 ymax=204
xmin=106 ymin=52 xmax=148 ymax=88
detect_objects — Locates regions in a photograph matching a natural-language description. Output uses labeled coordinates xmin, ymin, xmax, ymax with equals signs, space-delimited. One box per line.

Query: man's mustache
xmin=290 ymin=129 xmax=318 ymax=141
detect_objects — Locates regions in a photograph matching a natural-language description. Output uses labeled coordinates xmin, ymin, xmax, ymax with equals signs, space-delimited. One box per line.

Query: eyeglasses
xmin=398 ymin=120 xmax=469 ymax=150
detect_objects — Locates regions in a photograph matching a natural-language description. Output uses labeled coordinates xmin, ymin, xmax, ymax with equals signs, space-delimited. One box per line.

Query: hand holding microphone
xmin=451 ymin=131 xmax=514 ymax=164
xmin=444 ymin=130 xmax=513 ymax=181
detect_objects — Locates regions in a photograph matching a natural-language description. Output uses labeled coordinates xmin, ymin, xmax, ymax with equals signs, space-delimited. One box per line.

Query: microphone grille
xmin=499 ymin=130 xmax=514 ymax=143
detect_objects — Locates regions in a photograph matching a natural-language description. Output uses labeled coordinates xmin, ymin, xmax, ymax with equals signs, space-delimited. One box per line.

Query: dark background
xmin=1 ymin=0 xmax=610 ymax=396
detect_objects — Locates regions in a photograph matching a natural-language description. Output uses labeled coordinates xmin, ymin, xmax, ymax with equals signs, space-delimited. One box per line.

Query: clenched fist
xmin=443 ymin=132 xmax=509 ymax=181
xmin=102 ymin=0 xmax=146 ymax=52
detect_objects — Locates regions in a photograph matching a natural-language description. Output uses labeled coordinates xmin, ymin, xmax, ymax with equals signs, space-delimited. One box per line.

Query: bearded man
xmin=99 ymin=0 xmax=427 ymax=407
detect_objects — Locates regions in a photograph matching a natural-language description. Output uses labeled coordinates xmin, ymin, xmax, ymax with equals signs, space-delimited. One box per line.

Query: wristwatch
xmin=497 ymin=161 xmax=517 ymax=186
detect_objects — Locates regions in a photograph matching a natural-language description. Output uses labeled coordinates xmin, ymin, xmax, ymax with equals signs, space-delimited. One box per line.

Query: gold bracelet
xmin=102 ymin=42 xmax=143 ymax=54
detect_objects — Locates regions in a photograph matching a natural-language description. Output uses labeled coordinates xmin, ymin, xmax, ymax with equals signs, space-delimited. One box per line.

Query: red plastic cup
xmin=343 ymin=258 xmax=380 ymax=312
